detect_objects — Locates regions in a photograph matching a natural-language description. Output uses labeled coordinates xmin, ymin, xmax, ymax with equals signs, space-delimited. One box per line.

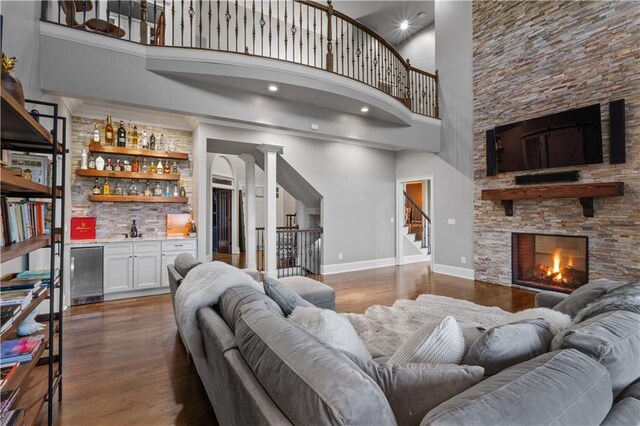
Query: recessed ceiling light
xmin=400 ymin=20 xmax=409 ymax=30
xmin=361 ymin=106 xmax=369 ymax=113
xmin=268 ymin=84 xmax=278 ymax=92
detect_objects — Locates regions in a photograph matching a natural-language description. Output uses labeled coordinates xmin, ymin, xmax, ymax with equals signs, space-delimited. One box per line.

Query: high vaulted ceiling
xmin=332 ymin=1 xmax=435 ymax=46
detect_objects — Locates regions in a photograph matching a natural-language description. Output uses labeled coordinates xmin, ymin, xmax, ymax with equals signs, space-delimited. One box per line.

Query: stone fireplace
xmin=512 ymin=233 xmax=588 ymax=293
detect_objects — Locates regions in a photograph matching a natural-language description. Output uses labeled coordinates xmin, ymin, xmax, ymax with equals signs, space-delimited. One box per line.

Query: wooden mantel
xmin=481 ymin=182 xmax=624 ymax=217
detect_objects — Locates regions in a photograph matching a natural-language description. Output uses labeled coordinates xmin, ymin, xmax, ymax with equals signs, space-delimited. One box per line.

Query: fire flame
xmin=553 ymin=249 xmax=562 ymax=282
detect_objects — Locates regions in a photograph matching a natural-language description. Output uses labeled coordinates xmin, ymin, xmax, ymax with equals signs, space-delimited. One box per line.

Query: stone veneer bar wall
xmin=473 ymin=1 xmax=640 ymax=285
xmin=70 ymin=116 xmax=193 ymax=238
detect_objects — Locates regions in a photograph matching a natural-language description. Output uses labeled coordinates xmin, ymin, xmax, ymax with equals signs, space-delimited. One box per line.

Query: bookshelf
xmin=0 ymin=89 xmax=65 ymax=426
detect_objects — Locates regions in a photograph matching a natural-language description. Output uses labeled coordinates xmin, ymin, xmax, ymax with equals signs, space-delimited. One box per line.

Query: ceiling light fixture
xmin=400 ymin=20 xmax=409 ymax=30
xmin=268 ymin=84 xmax=278 ymax=92
xmin=361 ymin=106 xmax=370 ymax=113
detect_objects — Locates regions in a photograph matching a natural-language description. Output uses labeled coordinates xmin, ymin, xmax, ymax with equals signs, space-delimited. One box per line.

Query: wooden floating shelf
xmin=76 ymin=169 xmax=181 ymax=181
xmin=482 ymin=182 xmax=624 ymax=217
xmin=88 ymin=143 xmax=189 ymax=160
xmin=88 ymin=195 xmax=188 ymax=203
xmin=1 ymin=169 xmax=62 ymax=197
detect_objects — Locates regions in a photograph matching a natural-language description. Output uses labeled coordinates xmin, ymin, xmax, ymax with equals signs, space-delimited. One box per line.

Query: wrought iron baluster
xmin=319 ymin=11 xmax=323 ymax=68
xmin=171 ymin=0 xmax=175 ymax=45
xmin=252 ymin=0 xmax=256 ymax=54
xmin=340 ymin=19 xmax=344 ymax=75
xmin=284 ymin=0 xmax=288 ymax=61
xmin=306 ymin=5 xmax=309 ymax=65
xmin=299 ymin=2 xmax=303 ymax=63
xmin=129 ymin=0 xmax=133 ymax=41
xmin=217 ymin=0 xmax=221 ymax=49
xmin=244 ymin=0 xmax=248 ymax=53
xmin=268 ymin=0 xmax=272 ymax=57
xmin=180 ymin=0 xmax=185 ymax=46
xmin=277 ymin=0 xmax=280 ymax=59
xmin=209 ymin=0 xmax=212 ymax=48
xmin=199 ymin=0 xmax=203 ymax=47
xmin=189 ymin=0 xmax=194 ymax=47
xmin=313 ymin=9 xmax=317 ymax=67
xmin=235 ymin=0 xmax=239 ymax=52
xmin=82 ymin=0 xmax=87 ymax=26
xmin=226 ymin=0 xmax=230 ymax=50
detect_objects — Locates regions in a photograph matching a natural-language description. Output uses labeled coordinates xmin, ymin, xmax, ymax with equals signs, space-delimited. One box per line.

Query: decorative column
xmin=257 ymin=144 xmax=283 ymax=278
xmin=239 ymin=154 xmax=257 ymax=270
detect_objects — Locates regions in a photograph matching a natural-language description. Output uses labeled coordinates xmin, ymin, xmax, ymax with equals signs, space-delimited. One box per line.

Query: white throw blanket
xmin=175 ymin=261 xmax=261 ymax=357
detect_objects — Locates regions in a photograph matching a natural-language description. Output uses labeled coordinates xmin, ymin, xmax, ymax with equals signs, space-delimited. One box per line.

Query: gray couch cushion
xmin=551 ymin=310 xmax=640 ymax=398
xmin=173 ymin=253 xmax=201 ymax=277
xmin=422 ymin=350 xmax=612 ymax=426
xmin=279 ymin=276 xmax=337 ymax=310
xmin=462 ymin=318 xmax=552 ymax=376
xmin=554 ymin=278 xmax=626 ymax=319
xmin=345 ymin=353 xmax=483 ymax=426
xmin=535 ymin=291 xmax=569 ymax=309
xmin=601 ymin=398 xmax=640 ymax=426
xmin=218 ymin=286 xmax=284 ymax=332
xmin=619 ymin=378 xmax=640 ymax=401
xmin=263 ymin=276 xmax=314 ymax=316
xmin=235 ymin=300 xmax=397 ymax=426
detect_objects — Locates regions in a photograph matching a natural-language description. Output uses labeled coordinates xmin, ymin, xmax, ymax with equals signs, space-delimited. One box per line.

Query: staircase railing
xmin=41 ymin=0 xmax=439 ymax=118
xmin=403 ymin=190 xmax=431 ymax=255
xmin=256 ymin=226 xmax=322 ymax=277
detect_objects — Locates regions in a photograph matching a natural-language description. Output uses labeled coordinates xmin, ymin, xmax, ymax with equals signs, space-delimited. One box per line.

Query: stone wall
xmin=70 ymin=116 xmax=193 ymax=238
xmin=473 ymin=1 xmax=640 ymax=285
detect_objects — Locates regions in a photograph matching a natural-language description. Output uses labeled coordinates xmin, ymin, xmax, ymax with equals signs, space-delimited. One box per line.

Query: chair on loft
xmin=59 ymin=1 xmax=126 ymax=38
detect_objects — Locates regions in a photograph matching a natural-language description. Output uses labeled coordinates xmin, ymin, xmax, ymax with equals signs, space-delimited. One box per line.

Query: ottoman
xmin=279 ymin=276 xmax=336 ymax=310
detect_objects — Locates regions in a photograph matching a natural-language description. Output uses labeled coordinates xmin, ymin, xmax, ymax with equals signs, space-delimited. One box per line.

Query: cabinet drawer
xmin=134 ymin=242 xmax=161 ymax=253
xmin=162 ymin=240 xmax=196 ymax=252
xmin=104 ymin=243 xmax=133 ymax=255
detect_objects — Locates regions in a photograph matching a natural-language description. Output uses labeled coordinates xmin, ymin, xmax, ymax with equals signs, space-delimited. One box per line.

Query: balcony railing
xmin=256 ymin=226 xmax=322 ymax=277
xmin=42 ymin=0 xmax=439 ymax=118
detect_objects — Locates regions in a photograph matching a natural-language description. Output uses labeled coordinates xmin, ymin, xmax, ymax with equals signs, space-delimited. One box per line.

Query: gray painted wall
xmin=397 ymin=23 xmax=436 ymax=73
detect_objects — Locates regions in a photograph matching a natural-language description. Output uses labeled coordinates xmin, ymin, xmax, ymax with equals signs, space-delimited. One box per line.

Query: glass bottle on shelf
xmin=163 ymin=160 xmax=170 ymax=174
xmin=88 ymin=154 xmax=96 ymax=169
xmin=143 ymin=180 xmax=152 ymax=196
xmin=179 ymin=179 xmax=186 ymax=197
xmin=150 ymin=160 xmax=157 ymax=174
xmin=93 ymin=124 xmax=101 ymax=144
xmin=141 ymin=131 xmax=149 ymax=149
xmin=141 ymin=158 xmax=149 ymax=174
xmin=149 ymin=133 xmax=156 ymax=150
xmin=104 ymin=115 xmax=114 ymax=146
xmin=158 ymin=134 xmax=165 ymax=151
xmin=164 ymin=182 xmax=171 ymax=197
xmin=114 ymin=159 xmax=122 ymax=172
xmin=104 ymin=157 xmax=113 ymax=171
xmin=131 ymin=125 xmax=139 ymax=148
xmin=153 ymin=182 xmax=163 ymax=196
xmin=167 ymin=138 xmax=176 ymax=152
xmin=114 ymin=181 xmax=123 ymax=195
xmin=92 ymin=178 xmax=101 ymax=195
xmin=128 ymin=180 xmax=138 ymax=196
xmin=156 ymin=160 xmax=164 ymax=174
xmin=117 ymin=120 xmax=127 ymax=147
xmin=103 ymin=178 xmax=111 ymax=195
xmin=127 ymin=121 xmax=132 ymax=146
xmin=123 ymin=160 xmax=132 ymax=172
xmin=172 ymin=183 xmax=179 ymax=197
xmin=171 ymin=160 xmax=178 ymax=174
xmin=95 ymin=155 xmax=105 ymax=171
xmin=132 ymin=157 xmax=140 ymax=173
xmin=80 ymin=148 xmax=88 ymax=170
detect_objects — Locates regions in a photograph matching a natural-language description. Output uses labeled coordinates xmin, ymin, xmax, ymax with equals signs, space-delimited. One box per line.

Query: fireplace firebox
xmin=512 ymin=233 xmax=588 ymax=293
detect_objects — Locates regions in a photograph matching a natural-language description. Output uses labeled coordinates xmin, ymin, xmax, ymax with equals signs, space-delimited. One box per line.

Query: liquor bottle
xmin=123 ymin=160 xmax=132 ymax=172
xmin=104 ymin=115 xmax=114 ymax=146
xmin=141 ymin=131 xmax=149 ymax=149
xmin=153 ymin=182 xmax=163 ymax=196
xmin=88 ymin=155 xmax=96 ymax=169
xmin=96 ymin=155 xmax=105 ymax=171
xmin=171 ymin=184 xmax=179 ymax=197
xmin=171 ymin=160 xmax=178 ymax=174
xmin=105 ymin=158 xmax=113 ymax=171
xmin=149 ymin=160 xmax=157 ymax=174
xmin=131 ymin=125 xmax=139 ymax=148
xmin=93 ymin=124 xmax=101 ymax=144
xmin=103 ymin=178 xmax=111 ymax=195
xmin=92 ymin=178 xmax=101 ymax=195
xmin=179 ymin=179 xmax=186 ymax=197
xmin=164 ymin=182 xmax=171 ymax=197
xmin=149 ymin=133 xmax=156 ymax=150
xmin=81 ymin=148 xmax=88 ymax=170
xmin=167 ymin=138 xmax=176 ymax=152
xmin=141 ymin=158 xmax=149 ymax=174
xmin=127 ymin=121 xmax=132 ymax=145
xmin=114 ymin=181 xmax=123 ymax=195
xmin=114 ymin=159 xmax=122 ymax=172
xmin=130 ymin=220 xmax=138 ymax=238
xmin=163 ymin=160 xmax=171 ymax=174
xmin=156 ymin=160 xmax=163 ymax=174
xmin=143 ymin=181 xmax=152 ymax=196
xmin=158 ymin=134 xmax=165 ymax=151
xmin=128 ymin=180 xmax=138 ymax=196
xmin=132 ymin=157 xmax=140 ymax=173
xmin=117 ymin=121 xmax=127 ymax=147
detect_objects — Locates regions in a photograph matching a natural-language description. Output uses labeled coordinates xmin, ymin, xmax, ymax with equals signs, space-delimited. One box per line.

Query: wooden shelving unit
xmin=0 ymin=235 xmax=52 ymax=263
xmin=482 ymin=182 xmax=625 ymax=217
xmin=88 ymin=142 xmax=189 ymax=160
xmin=76 ymin=169 xmax=180 ymax=181
xmin=88 ymin=195 xmax=188 ymax=203
xmin=1 ymin=169 xmax=63 ymax=197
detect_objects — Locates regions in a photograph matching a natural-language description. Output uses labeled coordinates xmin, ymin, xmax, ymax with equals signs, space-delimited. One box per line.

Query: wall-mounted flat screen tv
xmin=492 ymin=104 xmax=603 ymax=174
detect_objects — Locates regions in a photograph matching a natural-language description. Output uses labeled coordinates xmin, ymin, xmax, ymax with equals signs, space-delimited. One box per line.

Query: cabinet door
xmin=104 ymin=252 xmax=133 ymax=294
xmin=134 ymin=251 xmax=162 ymax=289
xmin=162 ymin=250 xmax=197 ymax=287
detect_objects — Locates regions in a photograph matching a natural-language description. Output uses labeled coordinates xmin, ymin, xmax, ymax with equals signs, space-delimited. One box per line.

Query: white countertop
xmin=68 ymin=236 xmax=197 ymax=246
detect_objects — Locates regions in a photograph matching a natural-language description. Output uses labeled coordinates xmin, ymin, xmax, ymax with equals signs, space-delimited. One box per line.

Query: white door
xmin=104 ymin=252 xmax=133 ymax=294
xmin=134 ymin=252 xmax=161 ymax=289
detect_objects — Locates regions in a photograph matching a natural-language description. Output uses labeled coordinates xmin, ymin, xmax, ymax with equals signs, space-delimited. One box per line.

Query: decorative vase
xmin=1 ymin=53 xmax=25 ymax=106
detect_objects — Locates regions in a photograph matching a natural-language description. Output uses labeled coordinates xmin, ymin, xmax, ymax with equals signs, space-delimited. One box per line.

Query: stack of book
xmin=0 ymin=274 xmax=50 ymax=334
xmin=0 ymin=197 xmax=51 ymax=246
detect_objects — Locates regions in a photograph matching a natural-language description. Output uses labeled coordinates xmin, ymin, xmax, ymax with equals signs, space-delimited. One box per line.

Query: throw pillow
xmin=387 ymin=316 xmax=465 ymax=365
xmin=573 ymin=281 xmax=640 ymax=323
xmin=289 ymin=306 xmax=372 ymax=361
xmin=263 ymin=276 xmax=313 ymax=316
xmin=462 ymin=318 xmax=552 ymax=376
xmin=344 ymin=351 xmax=484 ymax=426
xmin=553 ymin=278 xmax=626 ymax=319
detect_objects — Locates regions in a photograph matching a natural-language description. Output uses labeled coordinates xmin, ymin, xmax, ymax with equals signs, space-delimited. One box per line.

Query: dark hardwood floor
xmin=47 ymin=262 xmax=535 ymax=425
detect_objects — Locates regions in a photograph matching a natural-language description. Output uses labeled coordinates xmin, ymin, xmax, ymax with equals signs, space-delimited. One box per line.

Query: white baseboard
xmin=403 ymin=254 xmax=431 ymax=264
xmin=432 ymin=263 xmax=475 ymax=280
xmin=322 ymin=257 xmax=395 ymax=275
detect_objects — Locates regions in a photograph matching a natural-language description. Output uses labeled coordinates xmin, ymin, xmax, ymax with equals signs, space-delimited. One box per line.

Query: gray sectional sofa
xmin=168 ymin=255 xmax=640 ymax=426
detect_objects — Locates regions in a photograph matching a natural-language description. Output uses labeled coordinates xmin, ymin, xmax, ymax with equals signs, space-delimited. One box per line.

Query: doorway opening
xmin=212 ymin=187 xmax=232 ymax=254
xmin=396 ymin=176 xmax=433 ymax=265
